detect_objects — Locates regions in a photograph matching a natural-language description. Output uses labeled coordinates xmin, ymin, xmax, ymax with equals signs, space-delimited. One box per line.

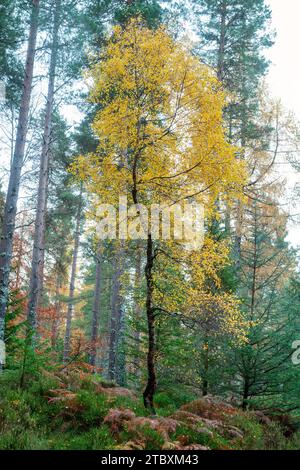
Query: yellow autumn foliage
xmin=72 ymin=19 xmax=246 ymax=209
xmin=71 ymin=19 xmax=249 ymax=342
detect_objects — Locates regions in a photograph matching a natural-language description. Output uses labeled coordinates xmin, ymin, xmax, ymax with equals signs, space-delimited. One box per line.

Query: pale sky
xmin=266 ymin=0 xmax=300 ymax=248
xmin=1 ymin=1 xmax=300 ymax=246
xmin=267 ymin=0 xmax=300 ymax=118
xmin=58 ymin=1 xmax=300 ymax=249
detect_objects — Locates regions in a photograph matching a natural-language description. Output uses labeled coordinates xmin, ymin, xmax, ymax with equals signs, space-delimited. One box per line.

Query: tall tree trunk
xmin=143 ymin=233 xmax=156 ymax=413
xmin=224 ymin=114 xmax=233 ymax=234
xmin=63 ymin=188 xmax=83 ymax=363
xmin=131 ymin=163 xmax=156 ymax=410
xmin=89 ymin=246 xmax=102 ymax=369
xmin=108 ymin=243 xmax=124 ymax=382
xmin=235 ymin=129 xmax=246 ymax=263
xmin=250 ymin=204 xmax=258 ymax=321
xmin=0 ymin=0 xmax=40 ymax=354
xmin=51 ymin=274 xmax=61 ymax=349
xmin=217 ymin=0 xmax=227 ymax=82
xmin=242 ymin=375 xmax=250 ymax=410
xmin=14 ymin=211 xmax=26 ymax=290
xmin=202 ymin=339 xmax=209 ymax=397
xmin=133 ymin=243 xmax=142 ymax=380
xmin=27 ymin=0 xmax=62 ymax=333
xmin=116 ymin=301 xmax=126 ymax=386
xmin=235 ymin=21 xmax=247 ymax=265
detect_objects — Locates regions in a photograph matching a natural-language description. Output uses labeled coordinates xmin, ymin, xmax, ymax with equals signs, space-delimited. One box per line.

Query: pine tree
xmin=0 ymin=0 xmax=24 ymax=105
xmin=27 ymin=0 xmax=62 ymax=334
xmin=0 ymin=0 xmax=40 ymax=356
xmin=234 ymin=191 xmax=294 ymax=409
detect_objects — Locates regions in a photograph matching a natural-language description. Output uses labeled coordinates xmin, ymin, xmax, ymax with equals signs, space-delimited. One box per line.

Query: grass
xmin=0 ymin=368 xmax=299 ymax=450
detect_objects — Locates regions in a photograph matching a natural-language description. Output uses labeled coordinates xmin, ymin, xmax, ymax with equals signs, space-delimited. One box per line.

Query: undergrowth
xmin=0 ymin=366 xmax=299 ymax=450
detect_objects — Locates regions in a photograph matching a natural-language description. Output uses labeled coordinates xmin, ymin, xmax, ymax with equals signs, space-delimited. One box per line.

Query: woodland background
xmin=0 ymin=0 xmax=300 ymax=451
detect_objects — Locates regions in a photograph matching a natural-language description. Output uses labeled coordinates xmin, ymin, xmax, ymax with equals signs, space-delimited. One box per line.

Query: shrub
xmin=76 ymin=390 xmax=112 ymax=426
xmin=171 ymin=423 xmax=229 ymax=450
xmin=49 ymin=426 xmax=115 ymax=450
xmin=227 ymin=413 xmax=264 ymax=450
xmin=0 ymin=430 xmax=48 ymax=450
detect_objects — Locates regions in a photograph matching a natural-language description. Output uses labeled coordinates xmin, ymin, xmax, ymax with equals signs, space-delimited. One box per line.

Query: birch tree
xmin=73 ymin=20 xmax=246 ymax=410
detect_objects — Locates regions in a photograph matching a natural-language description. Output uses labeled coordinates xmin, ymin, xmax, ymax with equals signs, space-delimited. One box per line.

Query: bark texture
xmin=108 ymin=243 xmax=124 ymax=382
xmin=89 ymin=247 xmax=102 ymax=369
xmin=133 ymin=243 xmax=142 ymax=379
xmin=63 ymin=188 xmax=83 ymax=363
xmin=0 ymin=0 xmax=40 ymax=348
xmin=27 ymin=0 xmax=62 ymax=333
xmin=143 ymin=234 xmax=157 ymax=413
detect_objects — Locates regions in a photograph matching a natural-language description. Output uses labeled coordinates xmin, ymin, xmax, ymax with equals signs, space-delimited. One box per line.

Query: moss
xmin=113 ymin=395 xmax=148 ymax=417
xmin=0 ymin=369 xmax=299 ymax=450
xmin=120 ymin=424 xmax=165 ymax=450
xmin=0 ymin=430 xmax=49 ymax=450
xmin=49 ymin=426 xmax=116 ymax=450
xmin=226 ymin=412 xmax=265 ymax=449
xmin=76 ymin=390 xmax=112 ymax=425
xmin=171 ymin=423 xmax=230 ymax=450
xmin=155 ymin=388 xmax=196 ymax=411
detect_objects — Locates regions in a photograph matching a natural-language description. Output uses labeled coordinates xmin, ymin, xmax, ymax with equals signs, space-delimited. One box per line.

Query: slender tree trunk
xmin=9 ymin=106 xmax=15 ymax=167
xmin=202 ymin=342 xmax=209 ymax=397
xmin=27 ymin=0 xmax=62 ymax=333
xmin=116 ymin=301 xmax=126 ymax=386
xmin=14 ymin=211 xmax=26 ymax=290
xmin=63 ymin=188 xmax=83 ymax=363
xmin=235 ymin=128 xmax=245 ymax=261
xmin=217 ymin=0 xmax=227 ymax=82
xmin=51 ymin=275 xmax=61 ymax=349
xmin=225 ymin=115 xmax=233 ymax=233
xmin=0 ymin=0 xmax=40 ymax=351
xmin=131 ymin=161 xmax=157 ymax=410
xmin=108 ymin=243 xmax=124 ymax=382
xmin=133 ymin=243 xmax=142 ymax=380
xmin=235 ymin=26 xmax=248 ymax=263
xmin=143 ymin=233 xmax=156 ymax=413
xmin=242 ymin=376 xmax=249 ymax=410
xmin=89 ymin=246 xmax=102 ymax=369
xmin=202 ymin=378 xmax=208 ymax=397
xmin=250 ymin=206 xmax=258 ymax=321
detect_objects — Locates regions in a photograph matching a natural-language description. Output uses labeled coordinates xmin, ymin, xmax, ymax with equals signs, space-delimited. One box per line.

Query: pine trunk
xmin=63 ymin=188 xmax=83 ymax=363
xmin=89 ymin=247 xmax=102 ymax=369
xmin=217 ymin=0 xmax=227 ymax=82
xmin=51 ymin=276 xmax=61 ymax=349
xmin=27 ymin=0 xmax=61 ymax=333
xmin=202 ymin=344 xmax=209 ymax=397
xmin=0 ymin=0 xmax=40 ymax=350
xmin=108 ymin=243 xmax=123 ymax=382
xmin=242 ymin=376 xmax=250 ymax=410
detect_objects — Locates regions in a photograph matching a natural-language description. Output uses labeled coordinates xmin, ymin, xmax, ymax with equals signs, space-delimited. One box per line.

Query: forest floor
xmin=0 ymin=365 xmax=299 ymax=450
